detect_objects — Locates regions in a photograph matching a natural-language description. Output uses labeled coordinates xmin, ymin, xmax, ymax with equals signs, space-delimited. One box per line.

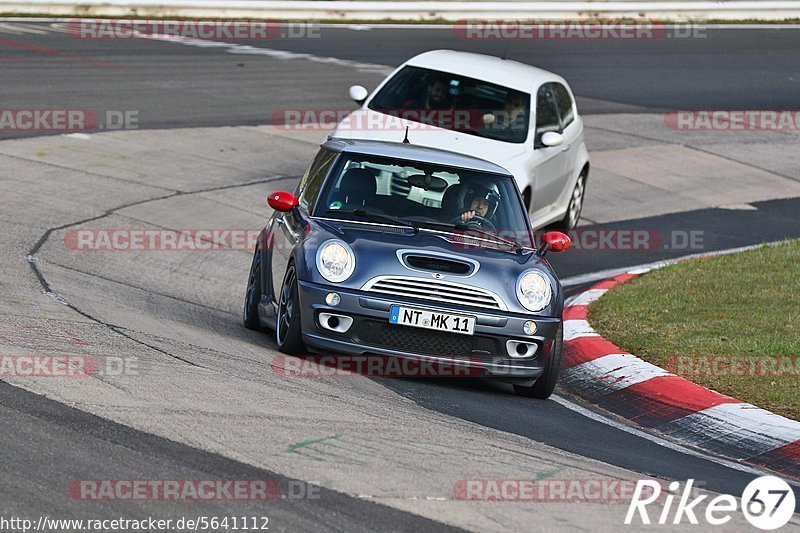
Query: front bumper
xmin=297 ymin=280 xmax=561 ymax=378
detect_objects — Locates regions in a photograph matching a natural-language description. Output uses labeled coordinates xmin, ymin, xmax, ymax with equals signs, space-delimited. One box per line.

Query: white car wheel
xmin=557 ymin=173 xmax=586 ymax=230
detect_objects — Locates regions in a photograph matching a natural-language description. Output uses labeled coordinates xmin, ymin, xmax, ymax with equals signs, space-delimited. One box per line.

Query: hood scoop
xmin=400 ymin=252 xmax=477 ymax=276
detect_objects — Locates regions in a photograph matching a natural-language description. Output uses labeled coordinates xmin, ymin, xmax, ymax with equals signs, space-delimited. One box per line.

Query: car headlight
xmin=316 ymin=239 xmax=355 ymax=283
xmin=516 ymin=270 xmax=552 ymax=312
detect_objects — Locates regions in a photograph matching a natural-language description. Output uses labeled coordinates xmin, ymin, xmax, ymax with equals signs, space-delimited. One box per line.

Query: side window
xmin=535 ymin=85 xmax=561 ymax=139
xmin=295 ymin=149 xmax=326 ymax=197
xmin=297 ymin=149 xmax=337 ymax=214
xmin=552 ymin=83 xmax=575 ymax=129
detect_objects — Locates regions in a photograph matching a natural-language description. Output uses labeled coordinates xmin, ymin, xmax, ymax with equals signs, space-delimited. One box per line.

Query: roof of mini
xmin=321 ymin=137 xmax=513 ymax=176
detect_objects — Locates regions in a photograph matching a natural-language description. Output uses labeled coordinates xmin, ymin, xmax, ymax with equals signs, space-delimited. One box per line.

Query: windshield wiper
xmin=422 ymin=221 xmax=527 ymax=253
xmin=326 ymin=209 xmax=419 ymax=233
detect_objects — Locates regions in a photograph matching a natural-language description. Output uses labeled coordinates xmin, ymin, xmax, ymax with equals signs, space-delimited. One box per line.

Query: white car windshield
xmin=368 ymin=66 xmax=531 ymax=144
xmin=318 ymin=153 xmax=534 ymax=249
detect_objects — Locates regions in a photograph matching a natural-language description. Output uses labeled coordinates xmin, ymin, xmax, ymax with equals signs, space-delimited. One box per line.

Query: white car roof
xmin=323 ymin=138 xmax=513 ymax=176
xmin=404 ymin=50 xmax=565 ymax=93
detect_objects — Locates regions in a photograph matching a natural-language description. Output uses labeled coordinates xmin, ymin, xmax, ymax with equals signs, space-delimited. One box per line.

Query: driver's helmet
xmin=463 ymin=182 xmax=501 ymax=219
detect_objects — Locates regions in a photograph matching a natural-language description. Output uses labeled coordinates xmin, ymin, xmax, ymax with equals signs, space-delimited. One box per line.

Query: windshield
xmin=316 ymin=152 xmax=534 ymax=249
xmin=368 ymin=66 xmax=531 ymax=144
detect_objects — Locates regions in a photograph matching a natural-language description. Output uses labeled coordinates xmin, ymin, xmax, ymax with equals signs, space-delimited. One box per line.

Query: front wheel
xmin=553 ymin=172 xmax=586 ymax=231
xmin=243 ymin=249 xmax=265 ymax=331
xmin=276 ymin=263 xmax=306 ymax=355
xmin=513 ymin=323 xmax=563 ymax=399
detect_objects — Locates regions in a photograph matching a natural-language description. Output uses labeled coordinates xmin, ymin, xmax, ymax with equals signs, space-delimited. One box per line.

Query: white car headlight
xmin=516 ymin=270 xmax=552 ymax=312
xmin=316 ymin=239 xmax=355 ymax=283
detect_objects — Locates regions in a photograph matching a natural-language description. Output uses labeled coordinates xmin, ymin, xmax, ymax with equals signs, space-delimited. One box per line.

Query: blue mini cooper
xmin=243 ymin=138 xmax=571 ymax=398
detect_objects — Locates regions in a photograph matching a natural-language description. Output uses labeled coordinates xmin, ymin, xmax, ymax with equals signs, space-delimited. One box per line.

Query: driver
xmin=459 ymin=183 xmax=500 ymax=228
xmin=403 ymin=76 xmax=452 ymax=111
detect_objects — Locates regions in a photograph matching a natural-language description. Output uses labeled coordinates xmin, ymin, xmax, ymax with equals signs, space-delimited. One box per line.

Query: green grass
xmin=589 ymin=240 xmax=800 ymax=420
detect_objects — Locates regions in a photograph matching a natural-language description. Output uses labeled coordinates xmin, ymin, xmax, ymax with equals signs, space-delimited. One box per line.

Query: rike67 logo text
xmin=626 ymin=477 xmax=795 ymax=530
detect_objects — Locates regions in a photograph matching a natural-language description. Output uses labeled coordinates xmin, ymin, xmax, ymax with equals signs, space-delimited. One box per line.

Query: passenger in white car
xmin=482 ymin=93 xmax=528 ymax=132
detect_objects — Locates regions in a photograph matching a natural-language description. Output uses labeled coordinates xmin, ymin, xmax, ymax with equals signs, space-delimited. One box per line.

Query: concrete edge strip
xmin=4 ymin=1 xmax=800 ymax=21
xmin=4 ymin=18 xmax=800 ymax=28
xmin=561 ymin=252 xmax=800 ymax=481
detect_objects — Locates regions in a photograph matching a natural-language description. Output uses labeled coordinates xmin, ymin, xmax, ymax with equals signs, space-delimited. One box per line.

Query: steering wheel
xmin=451 ymin=214 xmax=497 ymax=232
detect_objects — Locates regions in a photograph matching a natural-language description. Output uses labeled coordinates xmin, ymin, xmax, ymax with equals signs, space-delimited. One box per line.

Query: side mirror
xmin=540 ymin=131 xmax=564 ymax=148
xmin=538 ymin=231 xmax=571 ymax=255
xmin=267 ymin=191 xmax=299 ymax=212
xmin=348 ymin=85 xmax=369 ymax=105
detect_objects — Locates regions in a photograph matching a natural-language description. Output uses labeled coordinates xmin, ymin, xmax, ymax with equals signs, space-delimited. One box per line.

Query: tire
xmin=276 ymin=263 xmax=306 ymax=355
xmin=553 ymin=171 xmax=586 ymax=231
xmin=243 ymin=248 xmax=265 ymax=331
xmin=522 ymin=187 xmax=532 ymax=213
xmin=513 ymin=323 xmax=563 ymax=399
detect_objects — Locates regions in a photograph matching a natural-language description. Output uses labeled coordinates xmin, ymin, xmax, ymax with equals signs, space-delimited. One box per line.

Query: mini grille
xmin=362 ymin=276 xmax=506 ymax=311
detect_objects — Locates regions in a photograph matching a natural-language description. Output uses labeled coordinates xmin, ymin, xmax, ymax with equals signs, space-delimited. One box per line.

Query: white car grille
xmin=361 ymin=276 xmax=507 ymax=311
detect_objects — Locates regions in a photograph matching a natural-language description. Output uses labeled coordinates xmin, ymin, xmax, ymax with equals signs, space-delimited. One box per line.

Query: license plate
xmin=389 ymin=305 xmax=475 ymax=336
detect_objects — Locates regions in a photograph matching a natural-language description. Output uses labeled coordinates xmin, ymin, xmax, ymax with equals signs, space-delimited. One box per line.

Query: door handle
xmin=561 ymin=144 xmax=571 ymax=152
xmin=275 ymin=217 xmax=285 ymax=225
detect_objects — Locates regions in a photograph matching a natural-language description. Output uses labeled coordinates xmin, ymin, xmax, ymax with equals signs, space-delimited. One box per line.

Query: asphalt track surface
xmin=1 ymin=23 xmax=800 ymax=529
xmin=0 ymin=380 xmax=460 ymax=532
xmin=1 ymin=25 xmax=800 ymax=140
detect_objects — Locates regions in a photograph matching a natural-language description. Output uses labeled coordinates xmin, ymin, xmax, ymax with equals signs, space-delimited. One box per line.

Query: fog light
xmin=506 ymin=340 xmax=538 ymax=358
xmin=325 ymin=292 xmax=340 ymax=306
xmin=523 ymin=320 xmax=537 ymax=335
xmin=318 ymin=313 xmax=353 ymax=333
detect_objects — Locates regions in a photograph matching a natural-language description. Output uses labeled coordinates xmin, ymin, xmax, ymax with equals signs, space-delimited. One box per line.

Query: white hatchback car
xmin=333 ymin=50 xmax=589 ymax=230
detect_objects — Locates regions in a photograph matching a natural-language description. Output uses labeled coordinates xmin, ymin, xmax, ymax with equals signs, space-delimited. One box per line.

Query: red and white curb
xmin=561 ymin=268 xmax=800 ymax=481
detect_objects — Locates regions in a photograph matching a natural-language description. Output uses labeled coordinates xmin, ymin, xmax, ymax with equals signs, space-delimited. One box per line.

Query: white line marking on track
xmin=561 ymin=243 xmax=769 ymax=288
xmin=47 ymin=22 xmax=70 ymax=33
xmin=133 ymin=32 xmax=394 ymax=75
xmin=551 ymin=394 xmax=800 ymax=487
xmin=0 ymin=22 xmax=49 ymax=34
